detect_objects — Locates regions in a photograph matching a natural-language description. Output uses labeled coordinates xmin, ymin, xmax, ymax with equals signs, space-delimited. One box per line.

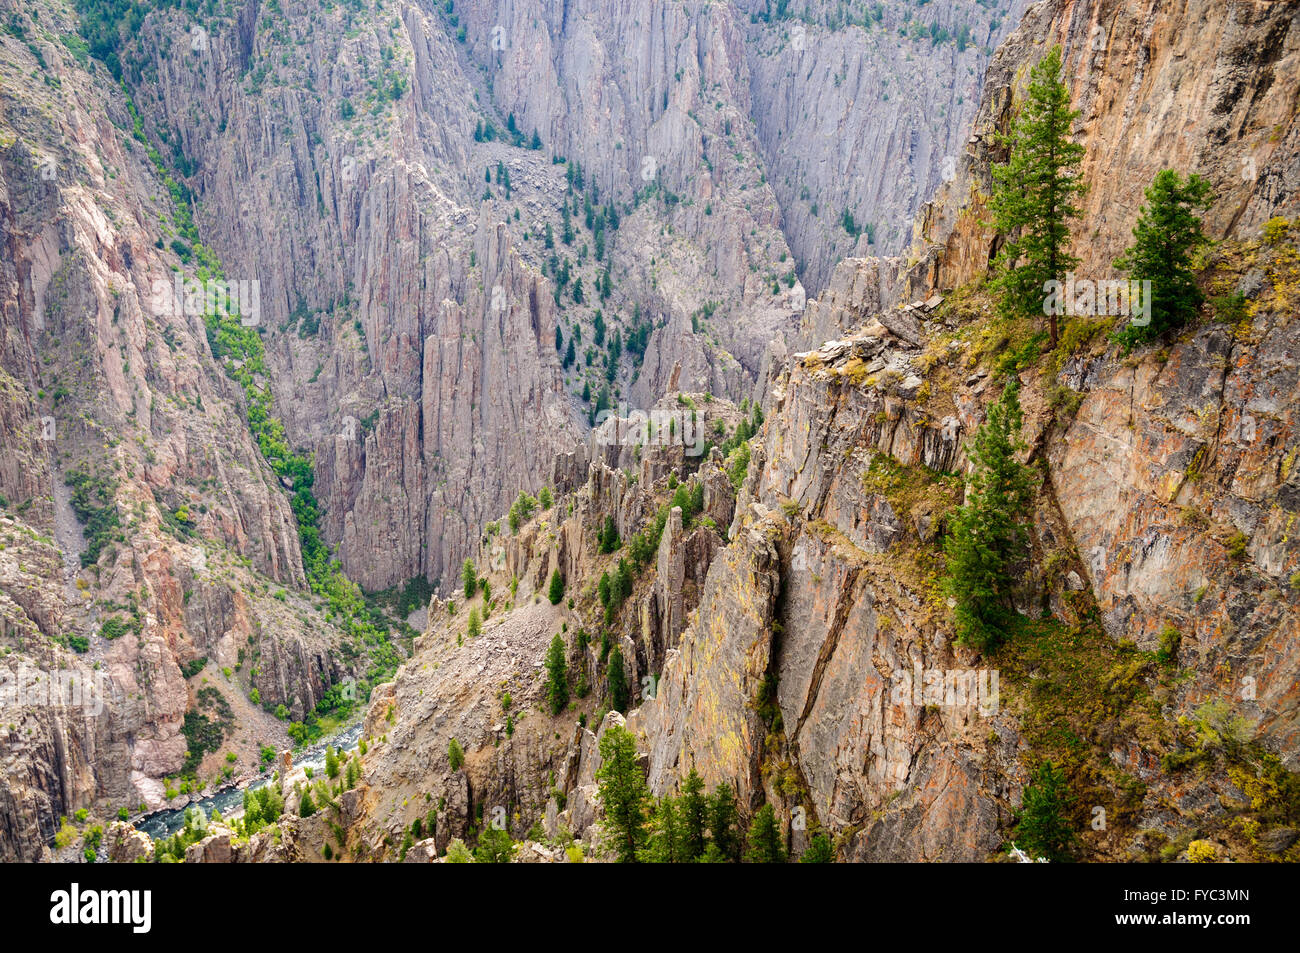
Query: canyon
xmin=2 ymin=0 xmax=1299 ymax=864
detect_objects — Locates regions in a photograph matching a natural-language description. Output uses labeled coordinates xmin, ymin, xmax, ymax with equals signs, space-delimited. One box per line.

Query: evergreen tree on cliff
xmin=607 ymin=644 xmax=629 ymax=712
xmin=989 ymin=45 xmax=1086 ymax=348
xmin=544 ymin=633 xmax=569 ymax=715
xmin=944 ymin=377 xmax=1037 ymax=652
xmin=639 ymin=796 xmax=684 ymax=863
xmin=596 ymin=724 xmax=649 ymax=862
xmin=801 ymin=833 xmax=834 ymax=863
xmin=708 ymin=782 xmax=742 ymax=862
xmin=1013 ymin=760 xmax=1077 ymax=862
xmin=679 ymin=769 xmax=709 ymax=860
xmin=745 ymin=804 xmax=787 ymax=863
xmin=1113 ymin=169 xmax=1213 ymax=350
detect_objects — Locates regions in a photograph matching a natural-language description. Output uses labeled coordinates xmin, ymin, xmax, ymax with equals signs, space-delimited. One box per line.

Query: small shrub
xmin=1156 ymin=624 xmax=1181 ymax=666
xmin=1226 ymin=531 xmax=1249 ymax=562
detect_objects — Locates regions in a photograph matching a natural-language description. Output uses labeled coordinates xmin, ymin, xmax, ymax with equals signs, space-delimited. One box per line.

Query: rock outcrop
xmin=0 ymin=0 xmax=383 ymax=858
xmin=740 ymin=0 xmax=1031 ymax=289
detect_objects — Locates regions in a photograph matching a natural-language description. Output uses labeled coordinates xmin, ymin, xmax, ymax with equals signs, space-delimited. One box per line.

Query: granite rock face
xmin=903 ymin=0 xmax=1300 ymax=301
xmin=737 ymin=0 xmax=1030 ymax=290
xmin=0 ymin=1 xmax=380 ymax=859
xmin=336 ymin=0 xmax=1300 ymax=863
xmin=354 ymin=597 xmax=571 ymax=857
xmin=117 ymin=1 xmax=581 ymax=592
xmin=338 ymin=431 xmax=740 ymax=857
xmin=1048 ymin=313 xmax=1300 ymax=759
xmin=100 ymin=0 xmax=1019 ymax=593
xmin=895 ymin=0 xmax=1300 ymax=763
xmin=635 ymin=323 xmax=1017 ymax=859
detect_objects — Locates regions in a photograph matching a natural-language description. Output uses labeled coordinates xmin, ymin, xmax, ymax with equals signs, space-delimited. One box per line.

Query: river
xmin=134 ymin=721 xmax=365 ymax=841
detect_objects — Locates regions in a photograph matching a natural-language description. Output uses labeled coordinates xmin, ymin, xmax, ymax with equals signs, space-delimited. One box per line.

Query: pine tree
xmin=555 ymin=324 xmax=563 ymax=351
xmin=242 ymin=789 xmax=261 ymax=830
xmin=708 ymin=782 xmax=741 ymax=862
xmin=745 ymin=803 xmax=786 ymax=863
xmin=462 ymin=558 xmax=477 ymax=599
xmin=467 ymin=606 xmax=481 ymax=639
xmin=324 ymin=746 xmax=339 ymax=780
xmin=544 ymin=633 xmax=569 ymax=715
xmin=638 ymin=796 xmax=683 ymax=863
xmin=298 ymin=788 xmax=316 ymax=818
xmin=475 ymin=827 xmax=515 ymax=863
xmin=1013 ymin=760 xmax=1077 ymax=861
xmin=547 ymin=569 xmax=565 ymax=604
xmin=988 ymin=45 xmax=1086 ymax=347
xmin=1113 ymin=169 xmax=1213 ymax=350
xmin=943 ymin=376 xmax=1037 ymax=652
xmin=596 ymin=724 xmax=649 ymax=862
xmin=800 ymin=832 xmax=834 ymax=863
xmin=398 ymin=829 xmax=413 ymax=862
xmin=258 ymin=783 xmax=283 ymax=823
xmin=598 ymin=515 xmax=621 ymax=554
xmin=345 ymin=757 xmax=360 ymax=790
xmin=508 ymin=491 xmax=537 ymax=533
xmin=679 ymin=769 xmax=709 ymax=860
xmin=607 ymin=644 xmax=629 ymax=712
xmin=448 ymin=738 xmax=464 ymax=772
xmin=698 ymin=842 xmax=726 ymax=863
xmin=615 ymin=559 xmax=634 ymax=601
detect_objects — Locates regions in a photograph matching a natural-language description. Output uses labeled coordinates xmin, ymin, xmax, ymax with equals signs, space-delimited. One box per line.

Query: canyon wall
xmin=0 ymin=0 xmax=366 ymax=858
xmin=339 ymin=0 xmax=1300 ymax=864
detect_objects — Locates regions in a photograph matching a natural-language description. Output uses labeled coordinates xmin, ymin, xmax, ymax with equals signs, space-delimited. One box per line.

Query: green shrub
xmin=1156 ymin=624 xmax=1181 ymax=666
xmin=99 ymin=616 xmax=129 ymax=640
xmin=445 ymin=838 xmax=474 ymax=862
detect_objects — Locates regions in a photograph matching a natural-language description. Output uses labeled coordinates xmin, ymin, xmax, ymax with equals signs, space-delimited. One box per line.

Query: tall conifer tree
xmin=944 ymin=377 xmax=1037 ymax=651
xmin=989 ymin=46 xmax=1086 ymax=347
